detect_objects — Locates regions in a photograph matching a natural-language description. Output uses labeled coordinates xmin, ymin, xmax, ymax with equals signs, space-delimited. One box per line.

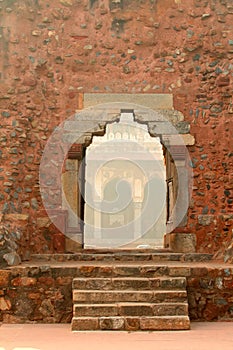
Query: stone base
xmin=72 ymin=316 xmax=190 ymax=331
xmin=65 ymin=234 xmax=82 ymax=253
xmin=164 ymin=233 xmax=196 ymax=253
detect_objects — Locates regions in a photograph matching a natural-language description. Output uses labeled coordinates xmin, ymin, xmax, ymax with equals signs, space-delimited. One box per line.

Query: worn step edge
xmin=32 ymin=252 xmax=213 ymax=262
xmin=72 ymin=277 xmax=187 ymax=290
xmin=73 ymin=302 xmax=189 ymax=317
xmin=73 ymin=277 xmax=187 ymax=282
xmin=73 ymin=290 xmax=188 ymax=303
xmin=71 ymin=315 xmax=191 ymax=331
xmin=73 ymin=265 xmax=191 ymax=278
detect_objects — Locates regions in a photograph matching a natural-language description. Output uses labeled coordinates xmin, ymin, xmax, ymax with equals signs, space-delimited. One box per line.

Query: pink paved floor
xmin=0 ymin=323 xmax=233 ymax=350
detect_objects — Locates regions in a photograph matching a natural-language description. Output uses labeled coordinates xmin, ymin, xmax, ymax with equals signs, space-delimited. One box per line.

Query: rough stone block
xmin=0 ymin=270 xmax=11 ymax=287
xmin=97 ymin=266 xmax=115 ymax=277
xmin=0 ymin=297 xmax=11 ymax=311
xmin=198 ymin=215 xmax=214 ymax=226
xmin=140 ymin=265 xmax=169 ymax=277
xmin=161 ymin=133 xmax=195 ymax=146
xmin=118 ymin=303 xmax=153 ymax=316
xmin=125 ymin=317 xmax=140 ymax=331
xmin=11 ymin=277 xmax=37 ymax=287
xmin=112 ymin=278 xmax=151 ymax=290
xmin=113 ymin=265 xmax=141 ymax=276
xmin=3 ymin=252 xmax=21 ymax=266
xmin=152 ymin=303 xmax=189 ymax=316
xmin=4 ymin=214 xmax=29 ymax=222
xmin=152 ymin=291 xmax=187 ymax=303
xmin=72 ymin=317 xmax=99 ymax=331
xmin=76 ymin=265 xmax=99 ymax=277
xmin=167 ymin=233 xmax=196 ymax=253
xmin=38 ymin=276 xmax=55 ymax=286
xmin=73 ymin=278 xmax=112 ymax=290
xmin=99 ymin=316 xmax=125 ymax=330
xmin=168 ymin=267 xmax=191 ymax=277
xmin=74 ymin=304 xmax=118 ymax=317
xmin=140 ymin=316 xmax=190 ymax=330
xmin=156 ymin=277 xmax=186 ymax=290
xmin=181 ymin=134 xmax=195 ymax=145
xmin=184 ymin=254 xmax=213 ymax=262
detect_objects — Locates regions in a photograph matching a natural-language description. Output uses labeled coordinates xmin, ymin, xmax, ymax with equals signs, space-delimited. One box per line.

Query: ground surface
xmin=0 ymin=323 xmax=233 ymax=350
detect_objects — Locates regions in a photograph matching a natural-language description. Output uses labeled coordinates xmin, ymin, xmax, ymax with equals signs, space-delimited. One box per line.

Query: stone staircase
xmin=32 ymin=249 xmax=213 ymax=331
xmin=71 ymin=262 xmax=191 ymax=331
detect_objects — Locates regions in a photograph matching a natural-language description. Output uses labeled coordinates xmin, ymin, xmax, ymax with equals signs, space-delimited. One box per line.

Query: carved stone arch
xmin=60 ymin=95 xmax=196 ymax=252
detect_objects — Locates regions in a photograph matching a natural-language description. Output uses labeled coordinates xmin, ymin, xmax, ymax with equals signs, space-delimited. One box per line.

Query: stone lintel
xmin=84 ymin=93 xmax=173 ymax=110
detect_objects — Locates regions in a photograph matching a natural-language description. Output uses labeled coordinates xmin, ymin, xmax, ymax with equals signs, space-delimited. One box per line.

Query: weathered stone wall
xmin=0 ymin=218 xmax=22 ymax=267
xmin=0 ymin=0 xmax=232 ymax=255
xmin=0 ymin=265 xmax=233 ymax=323
xmin=187 ymin=266 xmax=233 ymax=321
xmin=0 ymin=266 xmax=73 ymax=323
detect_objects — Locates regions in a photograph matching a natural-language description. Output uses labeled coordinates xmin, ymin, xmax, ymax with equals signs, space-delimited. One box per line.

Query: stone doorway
xmin=58 ymin=94 xmax=195 ymax=252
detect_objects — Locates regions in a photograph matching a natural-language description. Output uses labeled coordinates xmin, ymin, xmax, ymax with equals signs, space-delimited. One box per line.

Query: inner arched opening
xmin=83 ymin=111 xmax=167 ymax=249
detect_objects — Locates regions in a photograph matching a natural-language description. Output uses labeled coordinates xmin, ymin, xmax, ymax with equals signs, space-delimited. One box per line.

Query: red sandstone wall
xmin=1 ymin=264 xmax=233 ymax=323
xmin=0 ymin=0 xmax=232 ymax=255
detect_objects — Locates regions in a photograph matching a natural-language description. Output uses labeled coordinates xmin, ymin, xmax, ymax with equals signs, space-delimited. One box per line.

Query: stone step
xmin=72 ymin=277 xmax=187 ymax=291
xmin=32 ymin=252 xmax=213 ymax=262
xmin=73 ymin=289 xmax=188 ymax=303
xmin=73 ymin=302 xmax=189 ymax=317
xmin=71 ymin=315 xmax=190 ymax=331
xmin=72 ymin=264 xmax=192 ymax=278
